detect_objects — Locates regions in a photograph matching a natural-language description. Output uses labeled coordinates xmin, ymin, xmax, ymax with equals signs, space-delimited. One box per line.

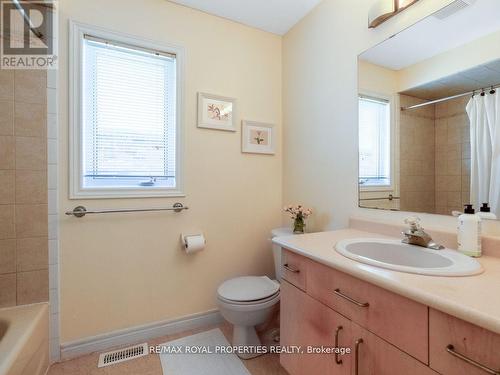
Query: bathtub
xmin=0 ymin=303 xmax=49 ymax=375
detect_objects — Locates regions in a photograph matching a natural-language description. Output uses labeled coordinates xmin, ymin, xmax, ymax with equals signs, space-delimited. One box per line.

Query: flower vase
xmin=293 ymin=217 xmax=305 ymax=234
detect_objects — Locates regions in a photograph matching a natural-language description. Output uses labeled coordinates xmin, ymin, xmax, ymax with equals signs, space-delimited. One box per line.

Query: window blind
xmin=358 ymin=96 xmax=391 ymax=186
xmin=82 ymin=36 xmax=177 ymax=189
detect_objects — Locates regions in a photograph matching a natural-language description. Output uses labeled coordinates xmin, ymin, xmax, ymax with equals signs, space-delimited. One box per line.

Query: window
xmin=70 ymin=23 xmax=183 ymax=198
xmin=358 ymin=95 xmax=391 ymax=188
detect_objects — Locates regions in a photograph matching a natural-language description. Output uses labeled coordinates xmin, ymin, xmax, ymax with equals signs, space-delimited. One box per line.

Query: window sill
xmin=359 ymin=186 xmax=394 ymax=193
xmin=69 ymin=188 xmax=186 ymax=200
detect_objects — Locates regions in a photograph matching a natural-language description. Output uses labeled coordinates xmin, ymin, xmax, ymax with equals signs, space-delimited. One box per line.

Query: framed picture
xmin=241 ymin=120 xmax=276 ymax=155
xmin=197 ymin=92 xmax=237 ymax=131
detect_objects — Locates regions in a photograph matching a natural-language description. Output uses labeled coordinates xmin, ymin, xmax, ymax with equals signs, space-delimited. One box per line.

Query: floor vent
xmin=433 ymin=0 xmax=476 ymax=20
xmin=97 ymin=343 xmax=148 ymax=368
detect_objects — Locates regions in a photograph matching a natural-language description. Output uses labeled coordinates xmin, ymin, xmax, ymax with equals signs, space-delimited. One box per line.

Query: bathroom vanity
xmin=275 ymin=229 xmax=500 ymax=375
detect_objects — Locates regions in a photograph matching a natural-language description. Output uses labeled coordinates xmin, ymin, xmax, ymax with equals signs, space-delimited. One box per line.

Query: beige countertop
xmin=273 ymin=229 xmax=500 ymax=335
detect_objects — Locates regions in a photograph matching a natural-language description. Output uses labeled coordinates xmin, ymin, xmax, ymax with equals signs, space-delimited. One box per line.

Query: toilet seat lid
xmin=217 ymin=276 xmax=280 ymax=302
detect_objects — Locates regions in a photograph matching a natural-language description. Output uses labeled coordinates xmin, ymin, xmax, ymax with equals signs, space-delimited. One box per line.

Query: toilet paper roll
xmin=183 ymin=234 xmax=206 ymax=254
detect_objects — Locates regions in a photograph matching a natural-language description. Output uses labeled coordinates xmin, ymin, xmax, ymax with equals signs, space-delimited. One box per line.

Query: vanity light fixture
xmin=368 ymin=0 xmax=420 ymax=28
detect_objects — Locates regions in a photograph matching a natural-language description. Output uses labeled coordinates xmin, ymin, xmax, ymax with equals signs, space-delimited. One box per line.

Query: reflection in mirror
xmin=358 ymin=0 xmax=500 ymax=218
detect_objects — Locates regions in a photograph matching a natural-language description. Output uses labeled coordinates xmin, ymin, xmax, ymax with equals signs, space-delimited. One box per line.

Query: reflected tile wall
xmin=399 ymin=95 xmax=471 ymax=216
xmin=399 ymin=95 xmax=436 ymax=213
xmin=434 ymin=96 xmax=471 ymax=215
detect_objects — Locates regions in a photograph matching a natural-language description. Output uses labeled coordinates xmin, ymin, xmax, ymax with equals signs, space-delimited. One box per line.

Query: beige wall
xmin=358 ymin=60 xmax=399 ymax=95
xmin=282 ymin=0 xmax=500 ymax=236
xmin=283 ymin=0 xmax=458 ymax=232
xmin=0 ymin=70 xmax=48 ymax=308
xmin=58 ymin=0 xmax=282 ymax=342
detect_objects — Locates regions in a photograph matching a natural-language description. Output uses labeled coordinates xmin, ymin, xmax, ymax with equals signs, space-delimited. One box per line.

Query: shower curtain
xmin=466 ymin=92 xmax=500 ymax=215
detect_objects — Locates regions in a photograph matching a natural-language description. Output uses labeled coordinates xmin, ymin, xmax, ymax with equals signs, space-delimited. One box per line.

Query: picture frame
xmin=197 ymin=92 xmax=237 ymax=131
xmin=241 ymin=120 xmax=276 ymax=155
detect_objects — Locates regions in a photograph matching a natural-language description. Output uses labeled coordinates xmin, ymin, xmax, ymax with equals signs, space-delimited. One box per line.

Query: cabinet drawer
xmin=429 ymin=309 xmax=500 ymax=375
xmin=307 ymin=259 xmax=428 ymax=363
xmin=351 ymin=322 xmax=438 ymax=375
xmin=281 ymin=249 xmax=307 ymax=291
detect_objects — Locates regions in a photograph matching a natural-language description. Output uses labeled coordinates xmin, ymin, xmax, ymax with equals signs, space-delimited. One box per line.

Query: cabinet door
xmin=280 ymin=280 xmax=351 ymax=375
xmin=350 ymin=323 xmax=438 ymax=375
xmin=280 ymin=280 xmax=307 ymax=375
xmin=429 ymin=309 xmax=500 ymax=375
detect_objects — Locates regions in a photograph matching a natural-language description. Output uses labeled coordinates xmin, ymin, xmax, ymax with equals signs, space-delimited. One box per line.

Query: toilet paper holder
xmin=180 ymin=233 xmax=206 ymax=250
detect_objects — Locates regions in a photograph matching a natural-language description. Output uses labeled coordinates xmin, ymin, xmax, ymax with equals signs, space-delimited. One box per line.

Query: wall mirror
xmin=358 ymin=0 xmax=500 ymax=219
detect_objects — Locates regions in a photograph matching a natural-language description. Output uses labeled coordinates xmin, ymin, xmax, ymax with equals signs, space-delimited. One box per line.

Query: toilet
xmin=217 ymin=228 xmax=292 ymax=359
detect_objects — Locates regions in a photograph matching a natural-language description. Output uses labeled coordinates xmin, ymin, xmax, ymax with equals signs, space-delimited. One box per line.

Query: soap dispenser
xmin=477 ymin=203 xmax=497 ymax=220
xmin=457 ymin=204 xmax=482 ymax=257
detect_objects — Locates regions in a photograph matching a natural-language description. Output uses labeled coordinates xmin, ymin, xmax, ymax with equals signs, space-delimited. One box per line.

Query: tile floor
xmin=47 ymin=323 xmax=288 ymax=375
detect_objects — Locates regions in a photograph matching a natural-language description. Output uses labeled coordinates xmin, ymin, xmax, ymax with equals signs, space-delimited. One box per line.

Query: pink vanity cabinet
xmin=280 ymin=249 xmax=500 ymax=375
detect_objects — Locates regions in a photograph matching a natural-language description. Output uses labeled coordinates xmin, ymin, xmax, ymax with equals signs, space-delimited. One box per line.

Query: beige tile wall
xmin=0 ymin=69 xmax=48 ymax=308
xmin=434 ymin=96 xmax=471 ymax=215
xmin=399 ymin=95 xmax=436 ymax=213
xmin=398 ymin=95 xmax=471 ymax=216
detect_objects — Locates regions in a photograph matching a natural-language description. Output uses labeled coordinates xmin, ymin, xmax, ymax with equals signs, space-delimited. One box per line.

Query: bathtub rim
xmin=0 ymin=302 xmax=49 ymax=375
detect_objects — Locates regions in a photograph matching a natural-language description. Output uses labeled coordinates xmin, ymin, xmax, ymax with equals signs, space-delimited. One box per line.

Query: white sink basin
xmin=335 ymin=238 xmax=483 ymax=276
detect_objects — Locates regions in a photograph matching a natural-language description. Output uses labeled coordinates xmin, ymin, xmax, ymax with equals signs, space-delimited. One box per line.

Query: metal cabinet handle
xmin=446 ymin=345 xmax=500 ymax=375
xmin=283 ymin=264 xmax=300 ymax=273
xmin=334 ymin=289 xmax=369 ymax=307
xmin=354 ymin=338 xmax=364 ymax=375
xmin=334 ymin=325 xmax=343 ymax=365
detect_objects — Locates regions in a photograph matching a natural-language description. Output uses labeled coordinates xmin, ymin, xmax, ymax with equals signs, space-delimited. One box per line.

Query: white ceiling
xmin=167 ymin=0 xmax=323 ymax=35
xmin=361 ymin=0 xmax=500 ymax=70
xmin=401 ymin=58 xmax=500 ymax=100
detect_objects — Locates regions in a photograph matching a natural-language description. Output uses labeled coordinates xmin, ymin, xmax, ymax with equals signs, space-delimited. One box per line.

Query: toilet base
xmin=233 ymin=325 xmax=262 ymax=359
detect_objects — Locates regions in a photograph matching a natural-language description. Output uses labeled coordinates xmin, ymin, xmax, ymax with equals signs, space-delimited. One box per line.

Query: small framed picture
xmin=241 ymin=120 xmax=276 ymax=155
xmin=197 ymin=92 xmax=237 ymax=131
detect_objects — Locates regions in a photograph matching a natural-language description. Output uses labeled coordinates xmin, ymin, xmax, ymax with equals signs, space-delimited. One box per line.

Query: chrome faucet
xmin=402 ymin=217 xmax=444 ymax=250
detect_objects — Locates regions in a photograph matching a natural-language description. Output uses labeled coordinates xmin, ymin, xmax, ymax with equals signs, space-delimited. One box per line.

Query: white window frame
xmin=69 ymin=21 xmax=184 ymax=199
xmin=358 ymin=91 xmax=397 ymax=193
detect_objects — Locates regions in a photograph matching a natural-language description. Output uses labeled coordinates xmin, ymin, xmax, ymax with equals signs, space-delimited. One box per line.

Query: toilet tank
xmin=271 ymin=228 xmax=293 ymax=282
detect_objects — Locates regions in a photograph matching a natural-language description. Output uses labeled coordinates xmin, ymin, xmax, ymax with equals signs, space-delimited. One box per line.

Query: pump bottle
xmin=457 ymin=204 xmax=482 ymax=257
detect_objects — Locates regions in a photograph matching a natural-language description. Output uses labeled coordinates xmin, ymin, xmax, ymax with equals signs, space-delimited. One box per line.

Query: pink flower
xmin=283 ymin=204 xmax=313 ymax=219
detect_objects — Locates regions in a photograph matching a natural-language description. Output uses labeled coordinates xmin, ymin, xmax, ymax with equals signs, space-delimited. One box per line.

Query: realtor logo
xmin=1 ymin=0 xmax=57 ymax=69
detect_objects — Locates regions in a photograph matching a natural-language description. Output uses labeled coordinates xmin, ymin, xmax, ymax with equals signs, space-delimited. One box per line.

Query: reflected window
xmin=359 ymin=95 xmax=391 ymax=188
